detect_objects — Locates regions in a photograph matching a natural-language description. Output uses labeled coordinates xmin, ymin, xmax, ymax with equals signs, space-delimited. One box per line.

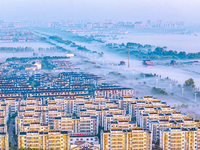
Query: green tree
xmin=28 ymin=76 xmax=40 ymax=88
xmin=185 ymin=78 xmax=195 ymax=87
xmin=10 ymin=146 xmax=17 ymax=150
xmin=154 ymin=47 xmax=165 ymax=55
xmin=178 ymin=51 xmax=187 ymax=59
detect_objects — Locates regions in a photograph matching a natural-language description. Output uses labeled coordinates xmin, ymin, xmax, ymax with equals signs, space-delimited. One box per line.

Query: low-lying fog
xmin=2 ymin=29 xmax=200 ymax=118
xmin=80 ymin=32 xmax=200 ymax=53
xmin=0 ymin=42 xmax=65 ymax=62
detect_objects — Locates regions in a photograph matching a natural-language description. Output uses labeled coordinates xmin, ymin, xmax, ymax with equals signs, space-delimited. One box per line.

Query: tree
xmin=19 ymin=65 xmax=25 ymax=71
xmin=181 ymin=103 xmax=186 ymax=108
xmin=154 ymin=47 xmax=165 ymax=55
xmin=185 ymin=78 xmax=195 ymax=87
xmin=28 ymin=76 xmax=40 ymax=88
xmin=10 ymin=146 xmax=17 ymax=150
xmin=151 ymin=87 xmax=168 ymax=95
xmin=19 ymin=148 xmax=45 ymax=150
xmin=178 ymin=51 xmax=186 ymax=58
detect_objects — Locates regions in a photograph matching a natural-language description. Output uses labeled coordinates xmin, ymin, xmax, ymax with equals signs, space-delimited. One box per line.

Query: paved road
xmin=8 ymin=118 xmax=17 ymax=147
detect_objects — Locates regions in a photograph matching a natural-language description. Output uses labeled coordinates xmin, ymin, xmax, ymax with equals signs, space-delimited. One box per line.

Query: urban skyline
xmin=1 ymin=0 xmax=200 ymax=25
xmin=0 ymin=0 xmax=200 ymax=150
xmin=0 ymin=19 xmax=185 ymax=30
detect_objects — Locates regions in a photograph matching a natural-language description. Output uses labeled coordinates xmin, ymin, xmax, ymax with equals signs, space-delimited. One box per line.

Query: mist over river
xmin=66 ymin=31 xmax=200 ymax=87
xmin=0 ymin=42 xmax=64 ymax=62
xmin=1 ymin=30 xmax=200 ymax=116
xmin=78 ymin=32 xmax=200 ymax=53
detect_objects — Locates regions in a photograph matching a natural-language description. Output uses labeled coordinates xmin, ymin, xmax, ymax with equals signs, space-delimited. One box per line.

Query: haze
xmin=0 ymin=0 xmax=200 ymax=24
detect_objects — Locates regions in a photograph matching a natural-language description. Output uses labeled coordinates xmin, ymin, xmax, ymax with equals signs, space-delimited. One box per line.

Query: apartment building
xmin=0 ymin=132 xmax=9 ymax=150
xmin=101 ymin=127 xmax=152 ymax=150
xmin=73 ymin=115 xmax=98 ymax=134
xmin=95 ymin=87 xmax=134 ymax=99
xmin=18 ymin=130 xmax=70 ymax=150
xmin=103 ymin=113 xmax=131 ymax=130
xmin=101 ymin=128 xmax=126 ymax=150
xmin=118 ymin=96 xmax=136 ymax=111
xmin=160 ymin=127 xmax=200 ymax=150
xmin=54 ymin=115 xmax=74 ymax=132
xmin=0 ymin=104 xmax=9 ymax=150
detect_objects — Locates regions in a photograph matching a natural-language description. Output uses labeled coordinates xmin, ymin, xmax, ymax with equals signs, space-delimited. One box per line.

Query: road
xmin=8 ymin=118 xmax=17 ymax=147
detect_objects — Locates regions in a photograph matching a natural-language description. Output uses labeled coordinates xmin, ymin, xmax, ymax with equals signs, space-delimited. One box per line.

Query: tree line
xmin=6 ymin=56 xmax=70 ymax=62
xmin=0 ymin=47 xmax=34 ymax=52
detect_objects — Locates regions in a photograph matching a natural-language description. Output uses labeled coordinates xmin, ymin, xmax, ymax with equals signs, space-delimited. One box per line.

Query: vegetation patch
xmin=151 ymin=87 xmax=168 ymax=95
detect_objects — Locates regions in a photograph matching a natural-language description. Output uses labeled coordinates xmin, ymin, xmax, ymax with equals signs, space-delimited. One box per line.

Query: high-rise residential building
xmin=160 ymin=127 xmax=200 ymax=150
xmin=73 ymin=114 xmax=98 ymax=134
xmin=87 ymin=22 xmax=92 ymax=30
xmin=0 ymin=132 xmax=9 ymax=150
xmin=157 ymin=20 xmax=165 ymax=27
xmin=101 ymin=127 xmax=152 ymax=150
xmin=18 ymin=130 xmax=70 ymax=150
xmin=0 ymin=103 xmax=9 ymax=150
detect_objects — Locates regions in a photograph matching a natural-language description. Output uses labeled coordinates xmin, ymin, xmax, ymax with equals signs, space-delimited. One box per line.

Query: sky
xmin=0 ymin=0 xmax=200 ymax=24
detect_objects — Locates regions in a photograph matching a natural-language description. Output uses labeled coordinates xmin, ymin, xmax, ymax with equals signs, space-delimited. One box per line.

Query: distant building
xmin=2 ymin=22 xmax=8 ymax=29
xmin=47 ymin=22 xmax=52 ymax=28
xmin=134 ymin=21 xmax=145 ymax=29
xmin=14 ymin=22 xmax=22 ymax=28
xmin=103 ymin=23 xmax=113 ymax=29
xmin=119 ymin=61 xmax=125 ymax=66
xmin=87 ymin=22 xmax=92 ymax=30
xmin=170 ymin=60 xmax=176 ymax=66
xmin=143 ymin=60 xmax=154 ymax=67
xmin=147 ymin=20 xmax=151 ymax=25
xmin=146 ymin=20 xmax=152 ymax=28
xmin=52 ymin=22 xmax=61 ymax=29
xmin=157 ymin=20 xmax=165 ymax=28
